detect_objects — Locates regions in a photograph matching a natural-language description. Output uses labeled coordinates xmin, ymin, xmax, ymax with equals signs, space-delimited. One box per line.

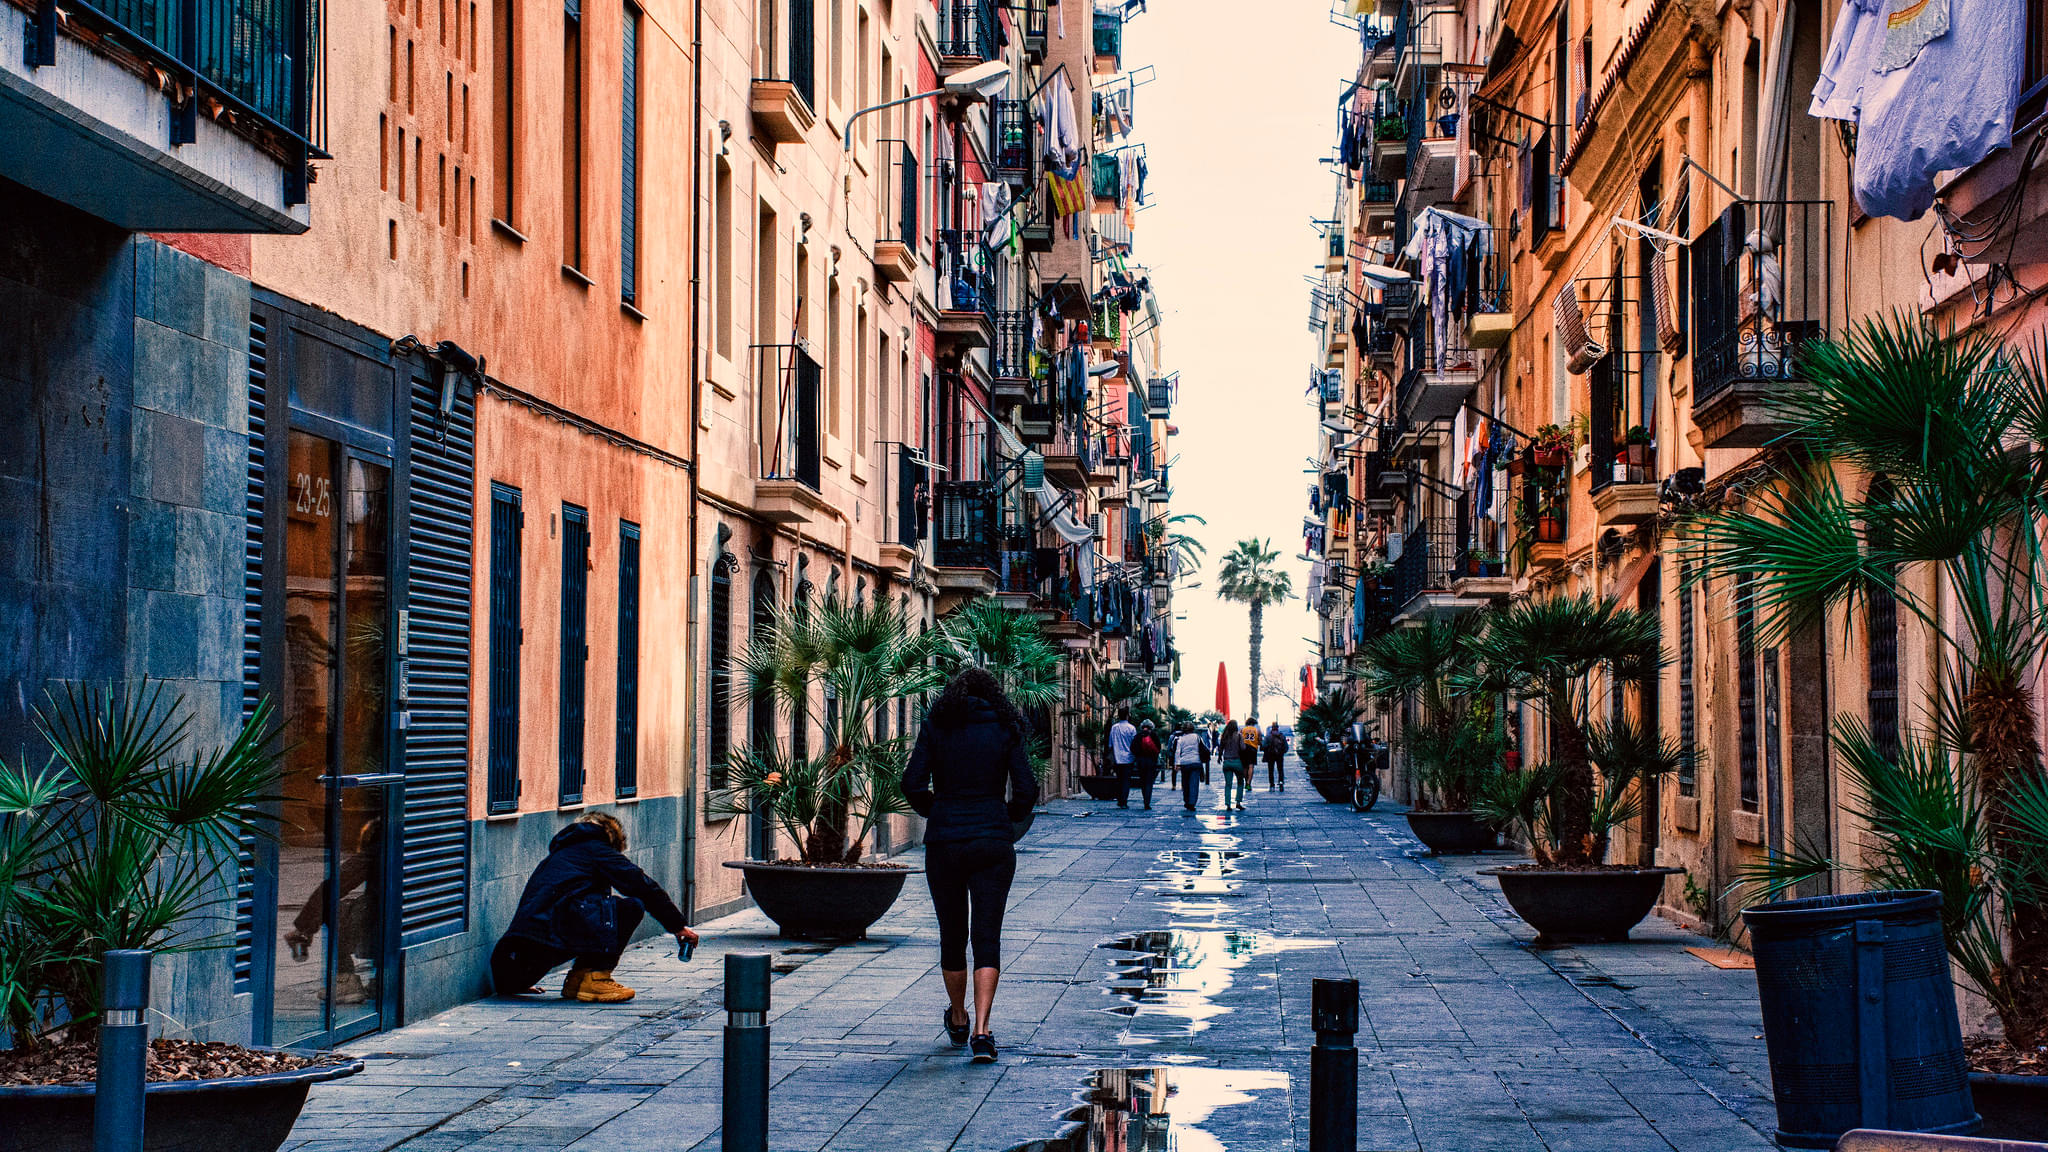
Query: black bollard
xmin=95 ymin=949 xmax=151 ymax=1152
xmin=722 ymin=953 xmax=771 ymax=1152
xmin=1309 ymin=977 xmax=1359 ymax=1152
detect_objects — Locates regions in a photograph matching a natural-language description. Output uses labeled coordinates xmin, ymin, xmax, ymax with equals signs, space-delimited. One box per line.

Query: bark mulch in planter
xmin=757 ymin=860 xmax=913 ymax=870
xmin=1968 ymin=1036 xmax=2048 ymax=1077
xmin=0 ymin=1040 xmax=344 ymax=1087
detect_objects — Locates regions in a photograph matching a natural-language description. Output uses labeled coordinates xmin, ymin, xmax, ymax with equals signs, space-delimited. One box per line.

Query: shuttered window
xmin=1677 ymin=559 xmax=1697 ymax=796
xmin=560 ymin=503 xmax=590 ymax=804
xmin=1868 ymin=478 xmax=1901 ymax=759
xmin=234 ymin=311 xmax=272 ymax=988
xmin=750 ymin=571 xmax=775 ymax=753
xmin=1737 ymin=573 xmax=1760 ymax=811
xmin=402 ymin=374 xmax=477 ymax=942
xmin=487 ymin=484 xmax=524 ymax=814
xmin=621 ymin=4 xmax=641 ymax=304
xmin=615 ymin=521 xmax=641 ymax=797
xmin=708 ymin=557 xmax=734 ymax=787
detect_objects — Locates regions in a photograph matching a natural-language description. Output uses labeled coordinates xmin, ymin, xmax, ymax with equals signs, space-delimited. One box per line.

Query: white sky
xmin=1125 ymin=2 xmax=1355 ymax=724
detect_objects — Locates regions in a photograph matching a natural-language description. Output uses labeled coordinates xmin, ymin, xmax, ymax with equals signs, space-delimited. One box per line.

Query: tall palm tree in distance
xmin=1216 ymin=538 xmax=1292 ymax=721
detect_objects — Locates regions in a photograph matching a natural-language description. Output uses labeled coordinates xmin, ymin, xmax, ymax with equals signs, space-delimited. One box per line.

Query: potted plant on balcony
xmin=1374 ymin=113 xmax=1409 ymax=142
xmin=1465 ymin=550 xmax=1504 ymax=578
xmin=1359 ymin=615 xmax=1503 ymax=852
xmin=1531 ymin=424 xmax=1569 ymax=468
xmin=0 ymin=684 xmax=363 ymax=1152
xmin=1465 ymin=594 xmax=1683 ymax=941
xmin=1692 ymin=319 xmax=2048 ymax=1138
xmin=715 ymin=596 xmax=945 ymax=940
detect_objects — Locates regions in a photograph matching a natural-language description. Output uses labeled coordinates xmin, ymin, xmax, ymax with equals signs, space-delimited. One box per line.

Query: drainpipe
xmin=683 ymin=0 xmax=705 ymax=923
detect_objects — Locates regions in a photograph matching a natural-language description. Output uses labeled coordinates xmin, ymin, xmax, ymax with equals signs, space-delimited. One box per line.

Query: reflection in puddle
xmin=1146 ymin=834 xmax=1248 ymax=896
xmin=1099 ymin=929 xmax=1333 ymax=1044
xmin=1040 ymin=1067 xmax=1288 ymax=1152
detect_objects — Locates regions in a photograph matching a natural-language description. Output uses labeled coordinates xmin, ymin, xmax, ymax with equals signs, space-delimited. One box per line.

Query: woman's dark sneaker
xmin=943 ymin=1007 xmax=970 ymax=1046
xmin=969 ymin=1033 xmax=998 ymax=1064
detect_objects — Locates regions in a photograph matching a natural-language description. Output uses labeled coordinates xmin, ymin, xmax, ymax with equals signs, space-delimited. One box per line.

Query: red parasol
xmin=1214 ymin=662 xmax=1230 ymax=719
xmin=1301 ymin=663 xmax=1317 ymax=711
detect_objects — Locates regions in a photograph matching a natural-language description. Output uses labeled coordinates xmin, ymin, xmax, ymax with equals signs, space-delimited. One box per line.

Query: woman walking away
xmin=491 ymin=813 xmax=699 ymax=1003
xmin=1127 ymin=720 xmax=1162 ymax=810
xmin=903 ymin=667 xmax=1039 ymax=1064
xmin=1218 ymin=720 xmax=1243 ymax=810
xmin=1172 ymin=722 xmax=1208 ymax=812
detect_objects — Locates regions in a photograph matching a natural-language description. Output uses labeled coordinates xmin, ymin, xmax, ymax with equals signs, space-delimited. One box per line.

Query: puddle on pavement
xmin=1020 ymin=1066 xmax=1288 ymax=1152
xmin=1097 ymin=929 xmax=1334 ymax=1044
xmin=1144 ymin=833 xmax=1249 ymax=895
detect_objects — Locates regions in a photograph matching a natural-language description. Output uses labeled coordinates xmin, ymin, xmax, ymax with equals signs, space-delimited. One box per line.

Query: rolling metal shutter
xmin=487 ymin=486 xmax=523 ymax=813
xmin=233 ymin=311 xmax=270 ymax=989
xmin=401 ymin=377 xmax=477 ymax=944
xmin=559 ymin=504 xmax=590 ymax=805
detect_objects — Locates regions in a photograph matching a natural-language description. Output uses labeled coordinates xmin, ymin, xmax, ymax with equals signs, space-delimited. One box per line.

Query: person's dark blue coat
xmin=903 ymin=696 xmax=1039 ymax=844
xmin=503 ymin=822 xmax=689 ymax=948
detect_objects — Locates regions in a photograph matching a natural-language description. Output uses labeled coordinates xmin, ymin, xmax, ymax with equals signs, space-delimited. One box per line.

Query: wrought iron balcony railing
xmin=938 ymin=228 xmax=997 ymax=317
xmin=1391 ymin=517 xmax=1458 ymax=611
xmin=757 ymin=343 xmax=822 ymax=489
xmin=1693 ymin=198 xmax=1834 ymax=407
xmin=991 ymin=99 xmax=1038 ymax=186
xmin=878 ymin=140 xmax=918 ymax=246
xmin=936 ymin=0 xmax=997 ymax=62
xmin=992 ymin=310 xmax=1033 ymax=381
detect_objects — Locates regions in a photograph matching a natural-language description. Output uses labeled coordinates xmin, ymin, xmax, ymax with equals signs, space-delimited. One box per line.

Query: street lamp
xmin=841 ymin=61 xmax=1012 ymax=151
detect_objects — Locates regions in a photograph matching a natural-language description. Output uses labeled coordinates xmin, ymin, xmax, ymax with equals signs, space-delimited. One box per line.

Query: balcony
xmin=1515 ymin=447 xmax=1570 ymax=572
xmin=991 ymin=99 xmax=1039 ymax=188
xmin=1042 ymin=419 xmax=1096 ymax=487
xmin=936 ymin=0 xmax=997 ymax=68
xmin=1093 ymin=9 xmax=1122 ymax=74
xmin=750 ymin=80 xmax=814 ymax=144
xmin=1692 ymin=199 xmax=1834 ymax=448
xmin=1404 ymin=91 xmax=1462 ymax=206
xmin=936 ymin=227 xmax=996 ymax=350
xmin=1370 ymin=89 xmax=1409 ymax=182
xmin=1392 ymin=5 xmax=1445 ymax=96
xmin=932 ymin=480 xmax=1001 ymax=596
xmin=1391 ymin=518 xmax=1489 ymax=623
xmin=1361 ymin=180 xmax=1398 ymax=233
xmin=880 ymin=447 xmax=926 ymax=576
xmin=2 ymin=0 xmax=321 ymax=231
xmin=756 ymin=344 xmax=830 ymax=525
xmin=1396 ymin=317 xmax=1482 ymax=422
xmin=991 ymin=310 xmax=1033 ymax=401
xmin=751 ymin=0 xmax=817 ymax=143
xmin=873 ymin=140 xmax=919 ymax=283
xmin=1450 ymin=544 xmax=1512 ymax=600
xmin=1022 ymin=0 xmax=1049 ymax=61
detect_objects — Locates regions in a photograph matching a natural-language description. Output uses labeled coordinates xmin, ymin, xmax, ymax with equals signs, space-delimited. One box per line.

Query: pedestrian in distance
xmin=1126 ymin=719 xmax=1162 ymax=810
xmin=489 ymin=812 xmax=699 ymax=1003
xmin=1198 ymin=721 xmax=1215 ymax=786
xmin=1264 ymin=724 xmax=1290 ymax=791
xmin=1109 ymin=708 xmax=1138 ymax=809
xmin=1218 ymin=720 xmax=1244 ymax=810
xmin=1236 ymin=717 xmax=1261 ymax=809
xmin=902 ymin=666 xmax=1039 ymax=1065
xmin=1172 ymin=721 xmax=1208 ymax=812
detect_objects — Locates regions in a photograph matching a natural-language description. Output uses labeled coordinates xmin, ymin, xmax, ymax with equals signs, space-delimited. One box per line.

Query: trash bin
xmin=1743 ymin=890 xmax=1979 ymax=1148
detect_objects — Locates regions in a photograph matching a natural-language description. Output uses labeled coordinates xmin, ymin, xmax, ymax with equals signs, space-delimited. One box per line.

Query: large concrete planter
xmin=1405 ymin=810 xmax=1498 ymax=854
xmin=1479 ymin=866 xmax=1684 ymax=945
xmin=1971 ymin=1072 xmax=2048 ymax=1139
xmin=1307 ymin=772 xmax=1353 ymax=804
xmin=725 ymin=860 xmax=917 ymax=941
xmin=0 ymin=1056 xmax=362 ymax=1152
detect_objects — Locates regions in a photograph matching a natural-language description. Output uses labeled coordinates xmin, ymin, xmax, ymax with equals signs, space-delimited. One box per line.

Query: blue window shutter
xmin=620 ymin=6 xmax=640 ymax=304
xmin=560 ymin=504 xmax=590 ymax=804
xmin=487 ymin=485 xmax=523 ymax=813
xmin=708 ymin=559 xmax=734 ymax=787
xmin=615 ymin=521 xmax=641 ymax=797
xmin=403 ymin=374 xmax=477 ymax=943
xmin=234 ymin=310 xmax=270 ymax=989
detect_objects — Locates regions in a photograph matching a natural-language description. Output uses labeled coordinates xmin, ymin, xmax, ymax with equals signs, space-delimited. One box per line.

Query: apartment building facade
xmin=1311 ymin=0 xmax=2046 ymax=960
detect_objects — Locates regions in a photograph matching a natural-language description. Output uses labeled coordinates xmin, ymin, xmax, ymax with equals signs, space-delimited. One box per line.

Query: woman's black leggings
xmin=924 ymin=838 xmax=1017 ymax=971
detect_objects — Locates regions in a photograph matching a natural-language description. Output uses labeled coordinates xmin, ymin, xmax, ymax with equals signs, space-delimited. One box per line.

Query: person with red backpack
xmin=1123 ymin=719 xmax=1163 ymax=810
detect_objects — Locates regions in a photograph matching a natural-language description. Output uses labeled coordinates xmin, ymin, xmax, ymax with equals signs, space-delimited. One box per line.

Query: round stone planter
xmin=0 ymin=1056 xmax=362 ymax=1152
xmin=1478 ymin=865 xmax=1684 ymax=945
xmin=1404 ymin=810 xmax=1499 ymax=854
xmin=724 ymin=860 xmax=917 ymax=941
xmin=1078 ymin=774 xmax=1124 ymax=802
xmin=1971 ymin=1072 xmax=2048 ymax=1140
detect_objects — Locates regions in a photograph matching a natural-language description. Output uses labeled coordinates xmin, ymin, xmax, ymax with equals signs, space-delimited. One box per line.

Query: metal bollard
xmin=722 ymin=953 xmax=771 ymax=1152
xmin=95 ymin=949 xmax=151 ymax=1152
xmin=1309 ymin=977 xmax=1359 ymax=1152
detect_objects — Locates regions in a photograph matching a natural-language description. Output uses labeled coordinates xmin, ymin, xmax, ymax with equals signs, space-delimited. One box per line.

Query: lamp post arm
xmin=842 ymin=86 xmax=949 ymax=151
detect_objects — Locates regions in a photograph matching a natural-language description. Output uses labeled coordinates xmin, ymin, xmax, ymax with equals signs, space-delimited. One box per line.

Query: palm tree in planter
xmin=1076 ymin=671 xmax=1148 ymax=799
xmin=1296 ymin=686 xmax=1365 ymax=798
xmin=1686 ymin=318 xmax=2048 ymax=1104
xmin=1216 ymin=539 xmax=1292 ymax=719
xmin=713 ymin=595 xmax=946 ymax=940
xmin=0 ymin=684 xmax=363 ymax=1152
xmin=1358 ymin=614 xmax=1502 ymax=851
xmin=1463 ymin=593 xmax=1682 ymax=943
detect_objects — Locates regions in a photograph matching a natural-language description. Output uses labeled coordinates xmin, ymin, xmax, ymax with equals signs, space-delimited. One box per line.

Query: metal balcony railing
xmin=992 ymin=310 xmax=1032 ymax=380
xmin=934 ymin=483 xmax=1029 ymax=574
xmin=999 ymin=528 xmax=1038 ymax=593
xmin=1093 ymin=9 xmax=1122 ymax=68
xmin=991 ymin=99 xmax=1037 ymax=186
xmin=878 ymin=140 xmax=918 ymax=246
xmin=757 ymin=344 xmax=822 ymax=489
xmin=938 ymin=228 xmax=997 ymax=317
xmin=1362 ymin=180 xmax=1396 ymax=204
xmin=1693 ymin=199 xmax=1834 ymax=407
xmin=1022 ymin=0 xmax=1049 ymax=58
xmin=1391 ymin=517 xmax=1458 ymax=611
xmin=937 ymin=0 xmax=997 ymax=62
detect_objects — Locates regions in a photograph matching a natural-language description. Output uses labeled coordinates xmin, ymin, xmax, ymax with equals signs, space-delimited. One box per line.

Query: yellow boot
xmin=560 ymin=968 xmax=591 ymax=999
xmin=573 ymin=970 xmax=637 ymax=1003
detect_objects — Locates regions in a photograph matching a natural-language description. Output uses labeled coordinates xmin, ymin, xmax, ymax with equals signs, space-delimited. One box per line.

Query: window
xmin=857 ymin=10 xmax=871 ymax=143
xmin=791 ymin=581 xmax=812 ymax=767
xmin=790 ymin=0 xmax=814 ymax=106
xmin=615 ymin=520 xmax=641 ymax=797
xmin=493 ymin=0 xmax=515 ymax=222
xmin=1868 ymin=477 xmax=1901 ymax=759
xmin=559 ymin=503 xmax=590 ymax=804
xmin=709 ymin=556 xmax=734 ymax=788
xmin=1737 ymin=572 xmax=1760 ymax=812
xmin=758 ymin=0 xmax=778 ymax=78
xmin=757 ymin=204 xmax=778 ymax=346
xmin=1677 ymin=559 xmax=1697 ymax=796
xmin=621 ymin=4 xmax=641 ymax=303
xmin=827 ymin=279 xmax=842 ymax=437
xmin=829 ymin=0 xmax=843 ymax=106
xmin=487 ymin=484 xmax=523 ymax=813
xmin=715 ymin=159 xmax=734 ymax=357
xmin=562 ymin=0 xmax=584 ymax=268
xmin=855 ymin=305 xmax=868 ymax=456
xmin=750 ymin=571 xmax=776 ymax=754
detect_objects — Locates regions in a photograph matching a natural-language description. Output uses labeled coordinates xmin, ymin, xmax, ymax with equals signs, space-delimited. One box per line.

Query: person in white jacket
xmin=1171 ymin=723 xmax=1209 ymax=813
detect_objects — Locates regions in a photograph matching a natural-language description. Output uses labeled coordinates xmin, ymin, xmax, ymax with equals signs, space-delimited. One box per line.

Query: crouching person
xmin=491 ymin=813 xmax=699 ymax=1002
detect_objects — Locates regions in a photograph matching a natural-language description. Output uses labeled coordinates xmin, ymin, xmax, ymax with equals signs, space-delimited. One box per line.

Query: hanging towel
xmin=1554 ymin=284 xmax=1606 ymax=374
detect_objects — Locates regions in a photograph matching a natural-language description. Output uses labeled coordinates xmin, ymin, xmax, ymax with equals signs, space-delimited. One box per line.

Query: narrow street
xmin=285 ymin=775 xmax=1778 ymax=1152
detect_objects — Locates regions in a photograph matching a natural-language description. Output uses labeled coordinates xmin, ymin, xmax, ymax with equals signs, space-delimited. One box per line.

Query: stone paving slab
xmin=285 ymin=772 xmax=1778 ymax=1151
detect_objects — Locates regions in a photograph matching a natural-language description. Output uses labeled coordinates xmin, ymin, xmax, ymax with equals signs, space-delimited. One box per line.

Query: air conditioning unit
xmin=1090 ymin=513 xmax=1104 ymax=539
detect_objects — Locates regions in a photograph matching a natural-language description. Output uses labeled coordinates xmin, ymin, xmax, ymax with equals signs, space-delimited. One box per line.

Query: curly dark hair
xmin=927 ymin=666 xmax=1027 ymax=735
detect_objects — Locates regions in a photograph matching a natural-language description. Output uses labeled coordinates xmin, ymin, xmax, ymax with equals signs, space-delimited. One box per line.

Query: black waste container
xmin=1742 ymin=889 xmax=1978 ymax=1148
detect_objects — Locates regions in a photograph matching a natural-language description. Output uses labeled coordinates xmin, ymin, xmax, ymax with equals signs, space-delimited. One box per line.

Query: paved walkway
xmin=285 ymin=772 xmax=1781 ymax=1151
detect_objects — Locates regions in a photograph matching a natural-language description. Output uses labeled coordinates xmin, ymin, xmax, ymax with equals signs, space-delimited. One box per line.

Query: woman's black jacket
xmin=502 ymin=822 xmax=689 ymax=948
xmin=903 ymin=696 xmax=1039 ymax=844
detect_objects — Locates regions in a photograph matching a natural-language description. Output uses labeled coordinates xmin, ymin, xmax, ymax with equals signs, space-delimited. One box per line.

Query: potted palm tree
xmin=1297 ymin=687 xmax=1365 ymax=803
xmin=714 ymin=595 xmax=945 ymax=940
xmin=1466 ymin=594 xmax=1683 ymax=941
xmin=934 ymin=600 xmax=1065 ymax=839
xmin=0 ymin=684 xmax=362 ymax=1152
xmin=1691 ymin=318 xmax=2048 ymax=1137
xmin=1079 ymin=672 xmax=1147 ymax=801
xmin=1216 ymin=538 xmax=1293 ymax=721
xmin=1359 ymin=615 xmax=1502 ymax=852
